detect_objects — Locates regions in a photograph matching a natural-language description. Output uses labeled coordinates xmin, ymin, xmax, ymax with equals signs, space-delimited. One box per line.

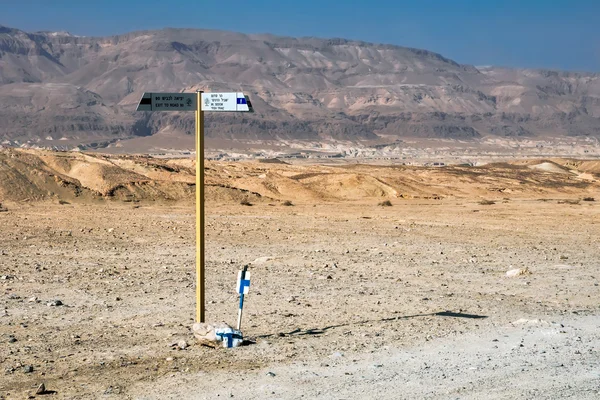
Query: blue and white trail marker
xmin=215 ymin=327 xmax=244 ymax=348
xmin=236 ymin=265 xmax=251 ymax=330
xmin=201 ymin=92 xmax=253 ymax=112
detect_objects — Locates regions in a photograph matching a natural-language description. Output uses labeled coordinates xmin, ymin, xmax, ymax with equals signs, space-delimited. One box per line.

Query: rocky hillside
xmin=0 ymin=26 xmax=599 ymax=149
xmin=1 ymin=148 xmax=599 ymax=205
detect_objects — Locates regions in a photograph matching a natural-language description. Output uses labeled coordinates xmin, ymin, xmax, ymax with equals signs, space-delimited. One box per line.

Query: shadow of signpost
xmin=434 ymin=311 xmax=487 ymax=319
xmin=256 ymin=310 xmax=487 ymax=339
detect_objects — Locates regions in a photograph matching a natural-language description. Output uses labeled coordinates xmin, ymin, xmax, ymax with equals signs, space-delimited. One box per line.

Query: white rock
xmin=506 ymin=267 xmax=531 ymax=277
xmin=192 ymin=322 xmax=227 ymax=348
xmin=511 ymin=318 xmax=551 ymax=326
xmin=177 ymin=340 xmax=188 ymax=350
xmin=192 ymin=322 xmax=243 ymax=348
xmin=251 ymin=256 xmax=274 ymax=265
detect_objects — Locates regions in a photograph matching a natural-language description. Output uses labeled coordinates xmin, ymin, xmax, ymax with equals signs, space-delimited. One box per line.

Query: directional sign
xmin=201 ymin=92 xmax=253 ymax=112
xmin=136 ymin=92 xmax=196 ymax=111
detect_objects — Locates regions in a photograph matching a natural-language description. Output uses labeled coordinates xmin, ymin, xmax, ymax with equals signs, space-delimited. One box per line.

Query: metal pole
xmin=195 ymin=90 xmax=205 ymax=323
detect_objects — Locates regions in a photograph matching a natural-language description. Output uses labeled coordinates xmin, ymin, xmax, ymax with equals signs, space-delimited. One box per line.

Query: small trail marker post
xmin=137 ymin=91 xmax=253 ymax=323
xmin=236 ymin=265 xmax=251 ymax=330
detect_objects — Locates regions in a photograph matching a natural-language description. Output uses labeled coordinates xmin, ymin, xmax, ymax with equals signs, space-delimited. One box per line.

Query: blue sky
xmin=2 ymin=0 xmax=599 ymax=72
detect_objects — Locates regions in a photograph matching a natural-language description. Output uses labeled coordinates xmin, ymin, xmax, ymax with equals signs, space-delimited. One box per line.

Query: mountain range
xmin=1 ymin=25 xmax=599 ymax=150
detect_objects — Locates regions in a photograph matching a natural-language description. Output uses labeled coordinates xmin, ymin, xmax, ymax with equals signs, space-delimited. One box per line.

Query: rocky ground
xmin=1 ymin=193 xmax=599 ymax=398
xmin=141 ymin=314 xmax=600 ymax=399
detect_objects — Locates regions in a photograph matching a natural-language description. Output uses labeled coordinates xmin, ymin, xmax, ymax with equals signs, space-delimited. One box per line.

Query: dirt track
xmin=1 ymin=193 xmax=599 ymax=398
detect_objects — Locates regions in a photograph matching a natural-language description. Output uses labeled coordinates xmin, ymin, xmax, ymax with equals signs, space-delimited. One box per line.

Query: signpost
xmin=137 ymin=90 xmax=253 ymax=323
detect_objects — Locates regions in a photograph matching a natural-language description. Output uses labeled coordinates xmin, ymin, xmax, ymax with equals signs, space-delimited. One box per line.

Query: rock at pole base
xmin=192 ymin=322 xmax=243 ymax=348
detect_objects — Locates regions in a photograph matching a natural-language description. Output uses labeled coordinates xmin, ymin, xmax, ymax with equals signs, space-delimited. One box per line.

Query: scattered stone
xmin=560 ymin=255 xmax=569 ymax=260
xmin=104 ymin=386 xmax=121 ymax=395
xmin=23 ymin=365 xmax=34 ymax=373
xmin=28 ymin=297 xmax=38 ymax=303
xmin=36 ymin=383 xmax=47 ymax=395
xmin=177 ymin=340 xmax=188 ymax=350
xmin=266 ymin=371 xmax=276 ymax=377
xmin=166 ymin=357 xmax=174 ymax=362
xmin=8 ymin=336 xmax=17 ymax=343
xmin=108 ymin=228 xmax=114 ymax=233
xmin=330 ymin=352 xmax=344 ymax=358
xmin=46 ymin=300 xmax=63 ymax=307
xmin=506 ymin=267 xmax=531 ymax=277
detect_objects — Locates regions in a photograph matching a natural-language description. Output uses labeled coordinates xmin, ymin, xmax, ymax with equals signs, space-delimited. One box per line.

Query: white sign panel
xmin=136 ymin=92 xmax=196 ymax=111
xmin=201 ymin=92 xmax=251 ymax=112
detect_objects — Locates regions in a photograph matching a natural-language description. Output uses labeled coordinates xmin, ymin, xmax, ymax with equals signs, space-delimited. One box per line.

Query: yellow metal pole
xmin=195 ymin=90 xmax=205 ymax=323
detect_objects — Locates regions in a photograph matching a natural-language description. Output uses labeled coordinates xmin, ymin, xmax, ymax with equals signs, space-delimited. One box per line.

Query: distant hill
xmin=2 ymin=148 xmax=599 ymax=204
xmin=0 ymin=25 xmax=599 ymax=150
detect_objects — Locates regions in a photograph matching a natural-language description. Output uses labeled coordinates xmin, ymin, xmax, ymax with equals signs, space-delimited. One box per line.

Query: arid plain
xmin=1 ymin=149 xmax=599 ymax=399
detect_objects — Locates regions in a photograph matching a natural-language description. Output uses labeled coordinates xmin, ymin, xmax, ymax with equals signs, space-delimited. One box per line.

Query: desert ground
xmin=1 ymin=149 xmax=600 ymax=399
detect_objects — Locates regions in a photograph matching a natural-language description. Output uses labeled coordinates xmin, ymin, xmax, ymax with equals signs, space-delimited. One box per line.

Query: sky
xmin=2 ymin=0 xmax=599 ymax=72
